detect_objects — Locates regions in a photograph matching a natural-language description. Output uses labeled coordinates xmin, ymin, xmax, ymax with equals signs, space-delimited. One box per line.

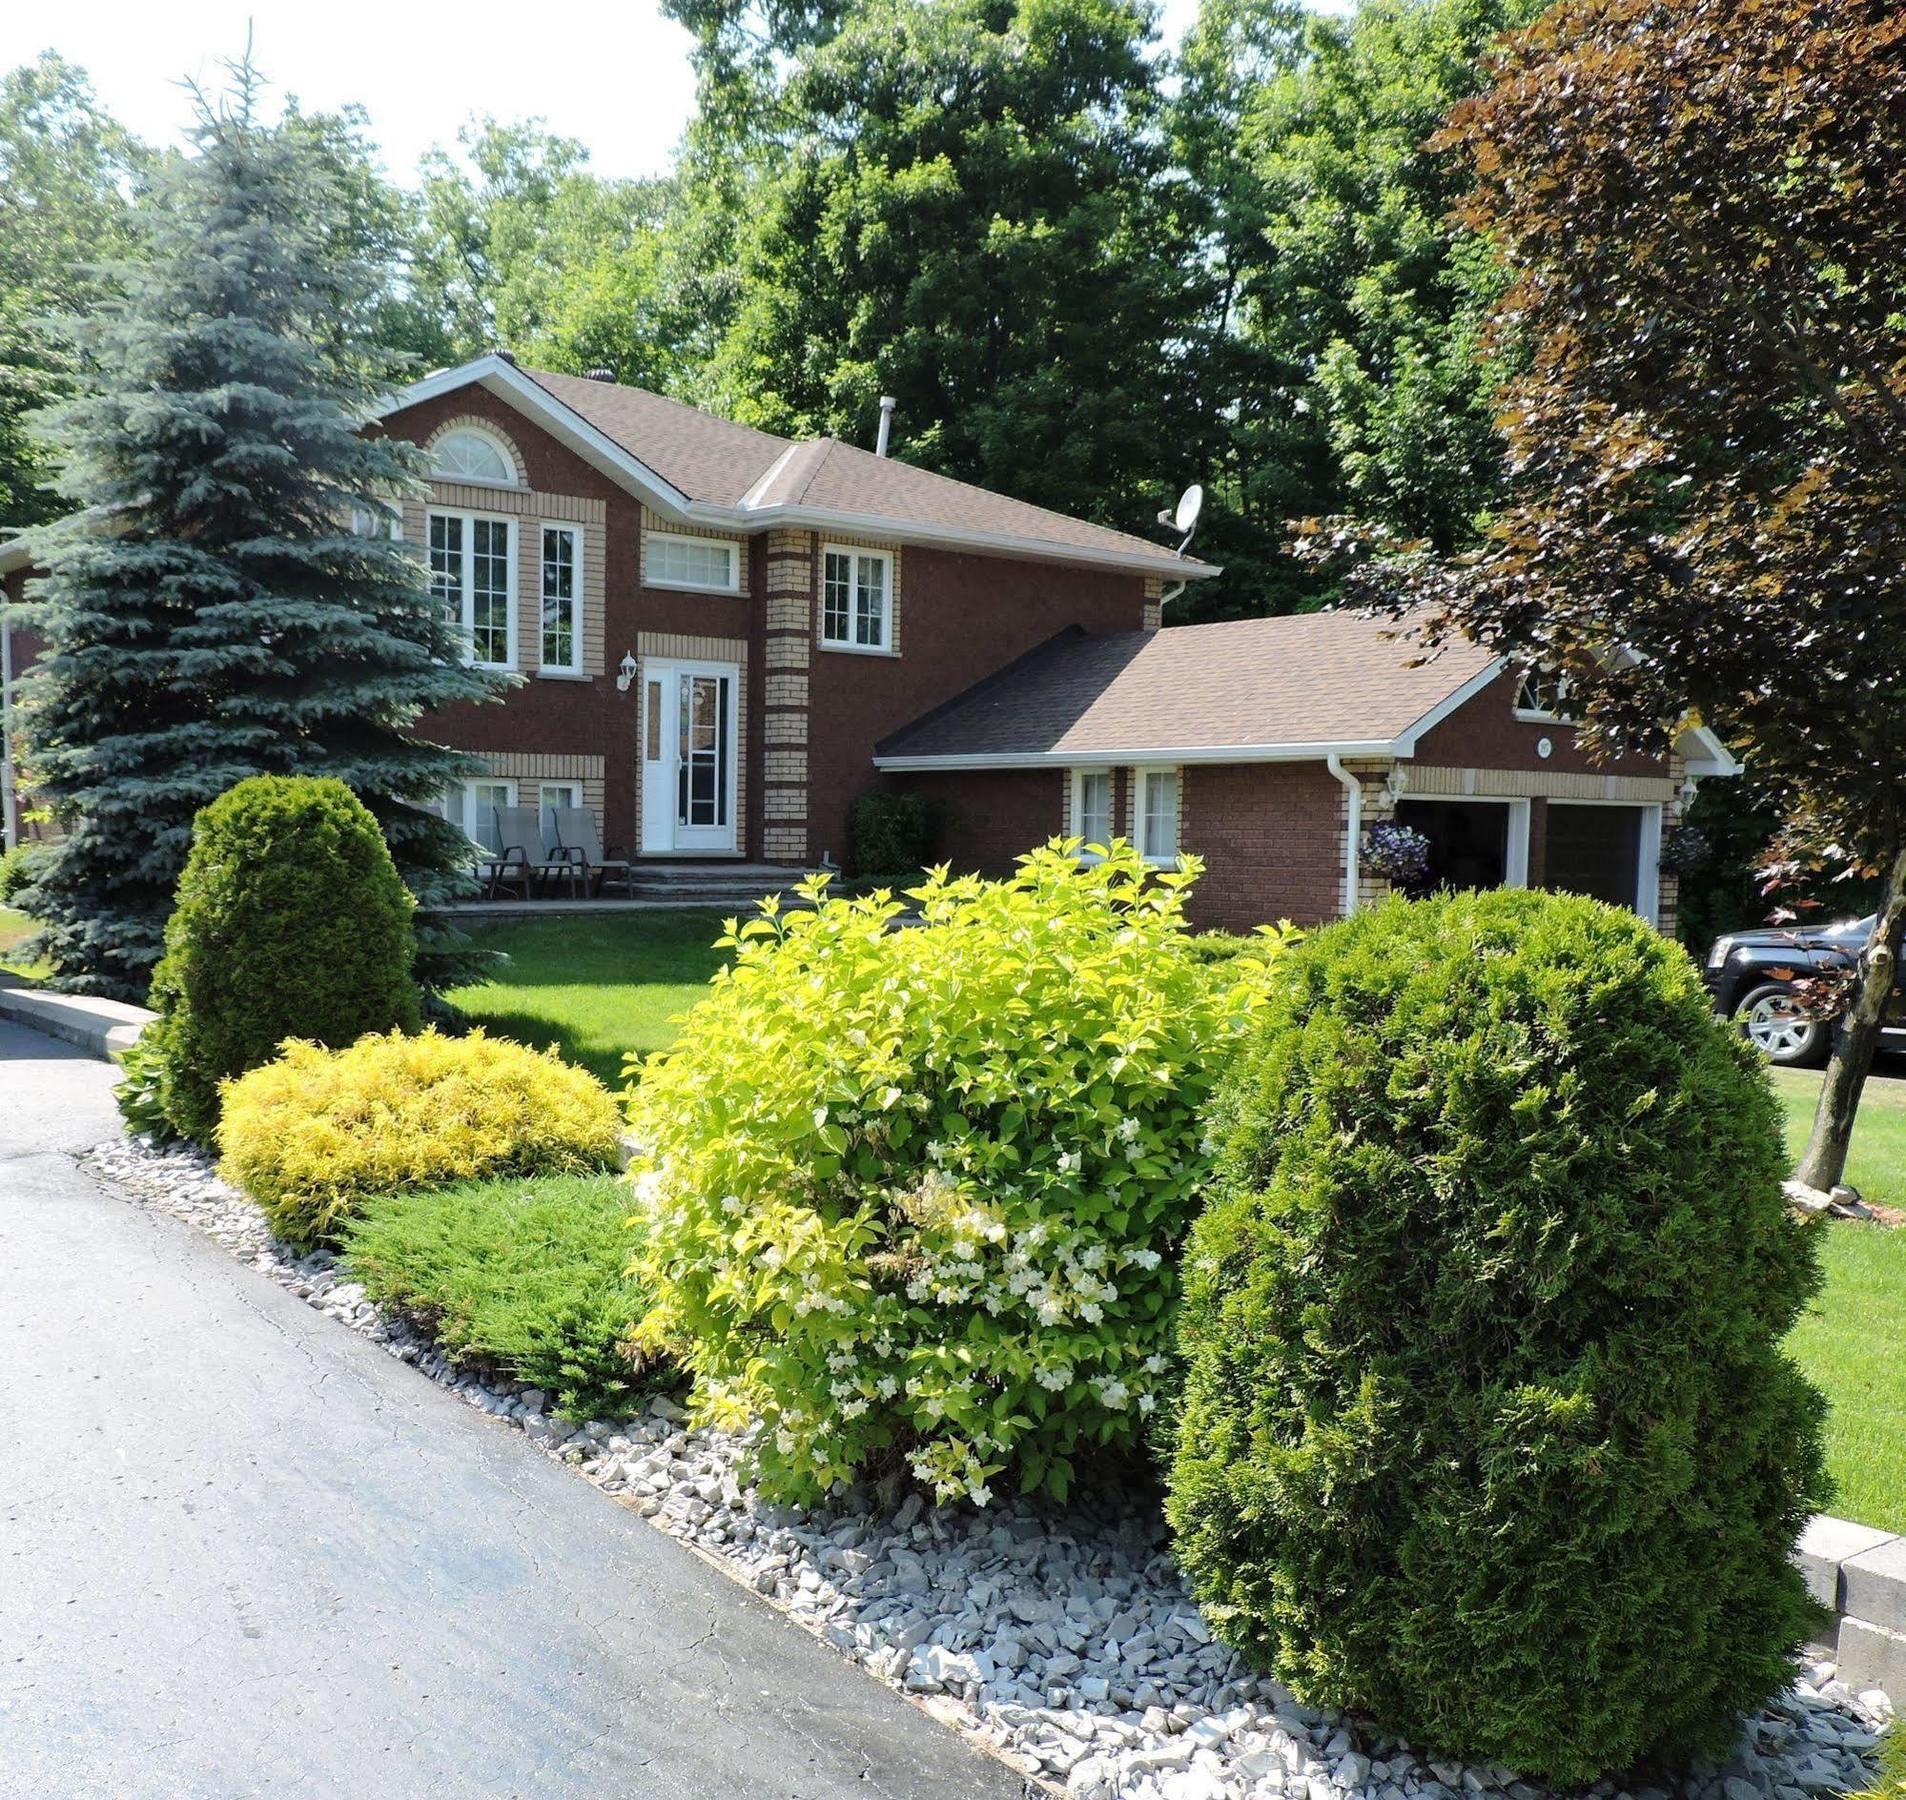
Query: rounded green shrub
xmin=1166 ymin=888 xmax=1829 ymax=1784
xmin=146 ymin=774 xmax=419 ymax=1141
xmin=849 ymin=788 xmax=931 ymax=881
xmin=627 ymin=842 xmax=1294 ymax=1506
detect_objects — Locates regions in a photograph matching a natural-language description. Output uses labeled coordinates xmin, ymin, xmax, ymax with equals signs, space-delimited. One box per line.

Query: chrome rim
xmin=1742 ymin=993 xmax=1818 ymax=1059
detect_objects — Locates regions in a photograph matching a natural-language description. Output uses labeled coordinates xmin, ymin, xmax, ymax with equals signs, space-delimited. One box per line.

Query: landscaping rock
xmin=85 ymin=1132 xmax=1894 ymax=1800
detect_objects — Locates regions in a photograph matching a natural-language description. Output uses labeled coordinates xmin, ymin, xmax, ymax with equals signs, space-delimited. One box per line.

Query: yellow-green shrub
xmin=219 ymin=1027 xmax=623 ymax=1250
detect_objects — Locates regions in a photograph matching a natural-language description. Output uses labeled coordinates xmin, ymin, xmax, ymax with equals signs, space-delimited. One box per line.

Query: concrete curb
xmin=0 ymin=976 xmax=153 ymax=1059
xmin=1797 ymin=1513 xmax=1906 ymax=1692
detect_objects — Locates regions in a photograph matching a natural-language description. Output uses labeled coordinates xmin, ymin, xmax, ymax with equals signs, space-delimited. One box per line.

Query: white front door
xmin=640 ymin=661 xmax=739 ymax=854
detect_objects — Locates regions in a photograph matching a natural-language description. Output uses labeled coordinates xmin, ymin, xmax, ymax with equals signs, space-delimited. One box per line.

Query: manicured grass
xmin=0 ymin=905 xmax=46 ymax=979
xmin=448 ymin=910 xmax=735 ymax=1088
xmin=1788 ymin=1219 xmax=1906 ymax=1535
xmin=1770 ymin=1064 xmax=1906 ymax=1210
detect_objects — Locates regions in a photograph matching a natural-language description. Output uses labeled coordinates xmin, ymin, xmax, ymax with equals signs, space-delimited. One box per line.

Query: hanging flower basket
xmin=1363 ymin=821 xmax=1433 ymax=896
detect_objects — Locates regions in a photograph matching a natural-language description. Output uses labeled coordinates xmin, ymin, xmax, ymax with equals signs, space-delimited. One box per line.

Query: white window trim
xmin=538 ymin=780 xmax=584 ymax=830
xmin=1543 ymin=798 xmax=1662 ymax=925
xmin=429 ymin=425 xmax=522 ymax=489
xmin=819 ymin=542 xmax=896 ymax=655
xmin=537 ymin=521 xmax=585 ymax=676
xmin=1135 ymin=765 xmax=1182 ymax=868
xmin=429 ymin=507 xmax=518 ymax=672
xmin=644 ymin=528 xmax=742 ymax=595
xmin=1069 ymin=767 xmax=1115 ymax=863
xmin=1512 ymin=669 xmax=1577 ymax=725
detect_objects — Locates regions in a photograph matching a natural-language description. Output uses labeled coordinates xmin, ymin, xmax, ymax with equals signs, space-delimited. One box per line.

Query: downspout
xmin=1326 ymin=753 xmax=1360 ymax=918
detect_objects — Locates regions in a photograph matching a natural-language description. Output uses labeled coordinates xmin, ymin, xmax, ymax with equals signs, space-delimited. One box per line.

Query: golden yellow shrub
xmin=218 ymin=1028 xmax=623 ymax=1249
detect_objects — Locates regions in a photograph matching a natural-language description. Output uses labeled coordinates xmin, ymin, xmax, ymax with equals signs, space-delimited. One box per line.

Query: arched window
xmin=431 ymin=427 xmax=517 ymax=485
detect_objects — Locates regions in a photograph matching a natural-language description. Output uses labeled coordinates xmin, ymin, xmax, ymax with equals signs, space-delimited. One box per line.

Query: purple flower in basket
xmin=1363 ymin=821 xmax=1433 ymax=896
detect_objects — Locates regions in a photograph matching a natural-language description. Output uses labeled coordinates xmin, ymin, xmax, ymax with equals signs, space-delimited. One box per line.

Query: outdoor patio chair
xmin=551 ymin=806 xmax=635 ymax=898
xmin=465 ymin=834 xmax=525 ymax=903
xmin=492 ymin=805 xmax=585 ymax=899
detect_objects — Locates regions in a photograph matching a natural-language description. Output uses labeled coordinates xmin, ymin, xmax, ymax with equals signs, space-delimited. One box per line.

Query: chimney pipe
xmin=874 ymin=395 xmax=896 ymax=458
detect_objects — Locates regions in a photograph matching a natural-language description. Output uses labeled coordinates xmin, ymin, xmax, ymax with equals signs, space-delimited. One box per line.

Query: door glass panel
xmin=645 ymin=681 xmax=662 ymax=760
xmin=674 ymin=672 xmax=731 ymax=830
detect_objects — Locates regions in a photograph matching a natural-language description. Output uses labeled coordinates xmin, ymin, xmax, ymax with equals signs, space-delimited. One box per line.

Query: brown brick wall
xmin=906 ymin=767 xmax=1066 ymax=875
xmin=1180 ymin=761 xmax=1347 ymax=931
xmin=1413 ymin=669 xmax=1664 ymax=777
xmin=809 ymin=549 xmax=1148 ymax=866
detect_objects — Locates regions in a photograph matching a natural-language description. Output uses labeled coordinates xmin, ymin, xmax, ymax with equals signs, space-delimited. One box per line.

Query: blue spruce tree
xmin=13 ymin=59 xmax=501 ymax=998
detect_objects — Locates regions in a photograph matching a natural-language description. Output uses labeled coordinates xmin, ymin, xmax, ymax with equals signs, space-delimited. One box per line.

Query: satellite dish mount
xmin=1156 ymin=483 xmax=1205 ymax=558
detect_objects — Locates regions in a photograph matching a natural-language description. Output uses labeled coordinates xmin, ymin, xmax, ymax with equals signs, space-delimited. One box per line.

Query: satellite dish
xmin=1173 ymin=484 xmax=1204 ymax=536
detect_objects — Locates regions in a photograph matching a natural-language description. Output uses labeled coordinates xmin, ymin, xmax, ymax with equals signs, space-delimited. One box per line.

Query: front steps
xmin=624 ymin=860 xmax=824 ymax=907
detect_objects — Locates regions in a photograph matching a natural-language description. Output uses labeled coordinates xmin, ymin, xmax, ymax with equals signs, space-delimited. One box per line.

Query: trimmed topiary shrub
xmin=219 ymin=1026 xmax=624 ymax=1250
xmin=849 ymin=788 xmax=930 ymax=881
xmin=344 ymin=1173 xmax=665 ymax=1420
xmin=626 ymin=841 xmax=1294 ymax=1505
xmin=1166 ymin=889 xmax=1829 ymax=1783
xmin=144 ymin=775 xmax=419 ymax=1142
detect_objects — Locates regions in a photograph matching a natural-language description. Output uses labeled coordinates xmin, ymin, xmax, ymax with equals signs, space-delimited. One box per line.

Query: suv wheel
xmin=1735 ymin=982 xmax=1830 ymax=1068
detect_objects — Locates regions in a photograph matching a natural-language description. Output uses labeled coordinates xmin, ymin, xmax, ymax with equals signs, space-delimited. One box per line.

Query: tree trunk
xmin=1792 ymin=842 xmax=1906 ymax=1192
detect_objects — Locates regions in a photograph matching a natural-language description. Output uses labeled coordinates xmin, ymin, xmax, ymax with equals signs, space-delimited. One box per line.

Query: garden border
xmin=1799 ymin=1515 xmax=1906 ymax=1692
xmin=0 ymin=975 xmax=151 ymax=1058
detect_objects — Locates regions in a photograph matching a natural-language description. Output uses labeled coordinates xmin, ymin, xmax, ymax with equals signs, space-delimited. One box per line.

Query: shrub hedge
xmin=626 ymin=841 xmax=1292 ymax=1506
xmin=143 ymin=775 xmax=418 ymax=1142
xmin=219 ymin=1026 xmax=624 ymax=1250
xmin=344 ymin=1173 xmax=663 ymax=1419
xmin=848 ymin=789 xmax=930 ymax=881
xmin=1166 ymin=889 xmax=1829 ymax=1782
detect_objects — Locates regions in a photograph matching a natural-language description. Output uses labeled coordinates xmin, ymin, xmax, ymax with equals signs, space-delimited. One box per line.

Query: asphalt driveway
xmin=0 ymin=1019 xmax=1023 ymax=1800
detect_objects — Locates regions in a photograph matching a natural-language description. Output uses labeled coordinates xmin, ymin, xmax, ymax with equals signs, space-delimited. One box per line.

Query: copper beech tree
xmin=1314 ymin=0 xmax=1906 ymax=1193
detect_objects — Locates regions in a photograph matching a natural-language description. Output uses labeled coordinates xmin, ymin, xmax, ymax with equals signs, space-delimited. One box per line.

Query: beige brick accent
xmin=761 ymin=528 xmax=817 ymax=862
xmin=764 ymin=673 xmax=809 ymax=710
xmin=764 ymin=750 xmax=808 ymax=784
xmin=762 ymin=786 xmax=807 ymax=822
xmin=762 ymin=712 xmax=807 ymax=746
xmin=764 ymin=634 xmax=810 ymax=671
xmin=1142 ymin=576 xmax=1164 ymax=633
xmin=763 ymin=825 xmax=808 ymax=861
xmin=1405 ymin=765 xmax=1675 ymax=802
xmin=466 ymin=751 xmax=607 ymax=826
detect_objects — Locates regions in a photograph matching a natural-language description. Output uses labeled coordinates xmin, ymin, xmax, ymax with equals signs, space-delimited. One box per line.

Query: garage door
xmin=1542 ymin=804 xmax=1642 ymax=909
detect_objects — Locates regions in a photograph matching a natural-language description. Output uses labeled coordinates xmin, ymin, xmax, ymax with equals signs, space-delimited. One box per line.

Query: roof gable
xmin=385 ymin=355 xmax=1215 ymax=579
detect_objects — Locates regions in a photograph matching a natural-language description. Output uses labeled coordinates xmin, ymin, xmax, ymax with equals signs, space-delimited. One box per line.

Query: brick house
xmin=0 ymin=352 xmax=1733 ymax=932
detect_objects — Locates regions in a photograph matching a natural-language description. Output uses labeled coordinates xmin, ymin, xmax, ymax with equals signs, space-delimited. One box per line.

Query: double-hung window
xmin=540 ymin=524 xmax=581 ymax=672
xmin=1139 ymin=768 xmax=1180 ymax=866
xmin=429 ymin=509 xmax=515 ymax=670
xmin=821 ymin=545 xmax=893 ymax=652
xmin=1073 ymin=769 xmax=1114 ymax=859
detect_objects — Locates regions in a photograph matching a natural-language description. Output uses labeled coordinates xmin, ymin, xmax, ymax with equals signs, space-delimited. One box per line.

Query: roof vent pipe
xmin=875 ymin=395 xmax=896 ymax=458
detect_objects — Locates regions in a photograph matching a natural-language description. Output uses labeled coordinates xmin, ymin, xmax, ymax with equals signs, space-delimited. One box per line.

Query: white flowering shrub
xmin=626 ymin=840 xmax=1293 ymax=1506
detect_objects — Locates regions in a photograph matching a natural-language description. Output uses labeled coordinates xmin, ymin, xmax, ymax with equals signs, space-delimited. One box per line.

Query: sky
xmin=0 ymin=0 xmax=1347 ymax=187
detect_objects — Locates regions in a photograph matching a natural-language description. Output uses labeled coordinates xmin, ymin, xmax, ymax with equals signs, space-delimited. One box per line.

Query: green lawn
xmin=1770 ymin=1064 xmax=1906 ymax=1210
xmin=448 ymin=909 xmax=734 ymax=1089
xmin=0 ymin=905 xmax=45 ymax=979
xmin=1788 ymin=1219 xmax=1906 ymax=1534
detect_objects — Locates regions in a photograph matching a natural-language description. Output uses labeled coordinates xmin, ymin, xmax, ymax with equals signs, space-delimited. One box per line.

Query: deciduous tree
xmin=1346 ymin=0 xmax=1906 ymax=1192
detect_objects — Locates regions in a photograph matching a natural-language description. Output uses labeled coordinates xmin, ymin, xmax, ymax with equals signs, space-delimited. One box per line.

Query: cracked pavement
xmin=0 ymin=1018 xmax=1026 ymax=1800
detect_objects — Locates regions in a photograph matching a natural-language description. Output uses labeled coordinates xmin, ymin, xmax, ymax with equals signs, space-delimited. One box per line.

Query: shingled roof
xmin=388 ymin=355 xmax=1213 ymax=579
xmin=874 ymin=611 xmax=1502 ymax=766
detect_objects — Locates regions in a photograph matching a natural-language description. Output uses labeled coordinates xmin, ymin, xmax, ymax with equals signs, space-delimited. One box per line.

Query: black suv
xmin=1703 ymin=915 xmax=1906 ymax=1066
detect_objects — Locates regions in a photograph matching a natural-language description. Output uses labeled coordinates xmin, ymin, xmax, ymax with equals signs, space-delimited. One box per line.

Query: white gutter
xmin=1326 ymin=753 xmax=1362 ymax=918
xmin=874 ymin=739 xmax=1400 ymax=774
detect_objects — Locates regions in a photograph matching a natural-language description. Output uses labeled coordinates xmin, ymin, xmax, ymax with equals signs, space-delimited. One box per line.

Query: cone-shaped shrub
xmin=1166 ymin=889 xmax=1829 ymax=1784
xmin=146 ymin=775 xmax=419 ymax=1141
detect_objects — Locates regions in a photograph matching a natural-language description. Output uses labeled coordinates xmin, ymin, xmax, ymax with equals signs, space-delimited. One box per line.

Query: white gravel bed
xmin=85 ymin=1133 xmax=1892 ymax=1800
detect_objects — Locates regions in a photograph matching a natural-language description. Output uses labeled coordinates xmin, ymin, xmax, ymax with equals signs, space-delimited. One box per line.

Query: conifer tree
xmin=13 ymin=56 xmax=500 ymax=999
